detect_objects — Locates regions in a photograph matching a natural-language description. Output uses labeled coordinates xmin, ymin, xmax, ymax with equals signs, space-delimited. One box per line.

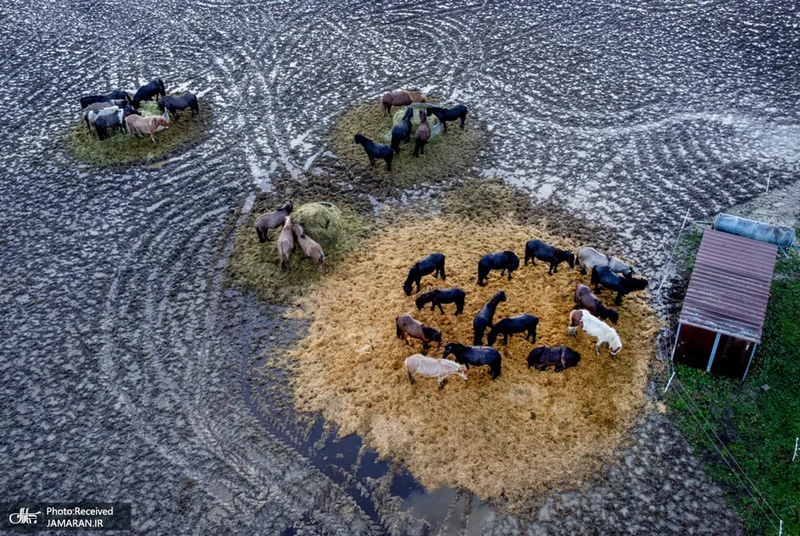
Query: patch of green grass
xmin=666 ymin=265 xmax=800 ymax=535
xmin=226 ymin=201 xmax=368 ymax=304
xmin=675 ymin=225 xmax=704 ymax=273
xmin=329 ymin=101 xmax=480 ymax=187
xmin=68 ymin=100 xmax=210 ymax=167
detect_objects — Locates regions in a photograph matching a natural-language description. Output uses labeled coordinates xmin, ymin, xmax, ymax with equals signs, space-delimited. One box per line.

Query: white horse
xmin=405 ymin=354 xmax=467 ymax=389
xmin=568 ymin=309 xmax=622 ymax=355
xmin=576 ymin=247 xmax=634 ymax=278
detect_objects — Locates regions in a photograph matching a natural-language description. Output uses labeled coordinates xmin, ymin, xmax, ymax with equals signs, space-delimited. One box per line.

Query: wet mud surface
xmin=2 ymin=0 xmax=797 ymax=533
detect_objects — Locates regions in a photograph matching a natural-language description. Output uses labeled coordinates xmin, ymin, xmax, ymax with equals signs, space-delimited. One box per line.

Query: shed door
xmin=674 ymin=324 xmax=716 ymax=370
xmin=709 ymin=335 xmax=753 ymax=379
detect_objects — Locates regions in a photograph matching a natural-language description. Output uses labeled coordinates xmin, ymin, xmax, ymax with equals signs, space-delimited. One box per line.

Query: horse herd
xmin=79 ymin=79 xmax=199 ymax=143
xmin=253 ymin=201 xmax=326 ymax=272
xmin=399 ymin=244 xmax=648 ymax=389
xmin=354 ymin=89 xmax=469 ymax=171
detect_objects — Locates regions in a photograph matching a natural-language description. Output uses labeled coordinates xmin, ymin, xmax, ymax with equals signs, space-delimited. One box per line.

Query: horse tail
xmin=590 ymin=266 xmax=598 ymax=287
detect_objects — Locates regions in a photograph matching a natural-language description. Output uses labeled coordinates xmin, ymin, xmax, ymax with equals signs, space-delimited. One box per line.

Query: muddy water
xmin=1 ymin=0 xmax=796 ymax=533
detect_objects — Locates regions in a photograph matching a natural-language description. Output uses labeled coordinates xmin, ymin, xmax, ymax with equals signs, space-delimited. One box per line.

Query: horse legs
xmin=507 ymin=269 xmax=514 ymax=281
xmin=455 ymin=299 xmax=463 ymax=315
xmin=368 ymin=155 xmax=375 ymax=167
xmin=460 ymin=113 xmax=467 ymax=130
xmin=384 ymin=156 xmax=392 ymax=171
xmin=437 ymin=303 xmax=445 ymax=315
xmin=503 ymin=334 xmax=509 ymax=345
xmin=615 ymin=292 xmax=623 ymax=305
xmin=438 ymin=377 xmax=447 ymax=390
xmin=413 ymin=140 xmax=421 ymax=158
xmin=595 ymin=341 xmax=601 ymax=355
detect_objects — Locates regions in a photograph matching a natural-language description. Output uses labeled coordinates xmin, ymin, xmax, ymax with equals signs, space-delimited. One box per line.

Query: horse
xmin=577 ymin=247 xmax=634 ymax=278
xmin=527 ymin=346 xmax=581 ymax=372
xmin=132 ymin=79 xmax=166 ymax=109
xmin=80 ymin=90 xmax=131 ymax=109
xmin=354 ymin=134 xmax=393 ymax=171
xmin=157 ymin=93 xmax=199 ymax=120
xmin=405 ymin=354 xmax=467 ymax=390
xmin=292 ymin=222 xmax=326 ymax=272
xmin=390 ymin=107 xmax=414 ymax=154
xmin=396 ymin=314 xmax=442 ymax=354
xmin=413 ymin=110 xmax=431 ymax=157
xmin=487 ymin=314 xmax=539 ymax=346
xmin=443 ymin=342 xmax=501 ymax=380
xmin=473 ymin=290 xmax=506 ymax=345
xmin=574 ymin=284 xmax=618 ymax=324
xmin=95 ymin=106 xmax=135 ymax=140
xmin=403 ymin=253 xmax=446 ymax=295
xmin=568 ymin=309 xmax=622 ymax=355
xmin=381 ymin=90 xmax=426 ymax=116
xmin=590 ymin=266 xmax=648 ymax=305
xmin=276 ymin=217 xmax=295 ymax=271
xmin=415 ymin=287 xmax=466 ymax=315
xmin=425 ymin=105 xmax=468 ymax=131
xmin=524 ymin=239 xmax=574 ymax=275
xmin=254 ymin=201 xmax=293 ymax=242
xmin=84 ymin=105 xmax=123 ymax=136
xmin=125 ymin=114 xmax=169 ymax=143
xmin=477 ymin=251 xmax=520 ymax=286
xmin=85 ymin=99 xmax=128 ymax=113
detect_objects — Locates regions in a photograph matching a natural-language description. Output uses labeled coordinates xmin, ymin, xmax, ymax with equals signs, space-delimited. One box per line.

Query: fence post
xmin=664 ymin=370 xmax=676 ymax=393
xmin=793 ymin=437 xmax=798 ymax=462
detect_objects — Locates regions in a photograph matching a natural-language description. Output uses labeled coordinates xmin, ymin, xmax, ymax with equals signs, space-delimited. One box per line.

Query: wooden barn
xmin=671 ymin=228 xmax=778 ymax=379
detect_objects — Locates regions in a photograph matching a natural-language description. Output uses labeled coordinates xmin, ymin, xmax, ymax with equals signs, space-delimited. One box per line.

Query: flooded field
xmin=1 ymin=0 xmax=797 ymax=533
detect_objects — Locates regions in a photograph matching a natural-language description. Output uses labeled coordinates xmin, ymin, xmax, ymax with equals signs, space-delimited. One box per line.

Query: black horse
xmin=133 ymin=79 xmax=166 ymax=109
xmin=80 ymin=90 xmax=131 ymax=109
xmin=527 ymin=346 xmax=581 ymax=372
xmin=425 ymin=105 xmax=468 ymax=131
xmin=591 ymin=265 xmax=648 ymax=305
xmin=157 ymin=92 xmax=199 ymax=119
xmin=524 ymin=239 xmax=575 ymax=275
xmin=473 ymin=290 xmax=506 ymax=345
xmin=354 ymin=134 xmax=393 ymax=171
xmin=477 ymin=251 xmax=519 ymax=286
xmin=403 ymin=253 xmax=446 ymax=295
xmin=390 ymin=107 xmax=414 ymax=154
xmin=443 ymin=342 xmax=501 ymax=379
xmin=95 ymin=106 xmax=135 ymax=140
xmin=415 ymin=287 xmax=465 ymax=315
xmin=487 ymin=314 xmax=539 ymax=346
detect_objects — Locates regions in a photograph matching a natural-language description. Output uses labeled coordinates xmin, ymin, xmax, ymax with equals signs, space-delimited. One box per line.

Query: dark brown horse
xmin=527 ymin=346 xmax=581 ymax=372
xmin=413 ymin=110 xmax=431 ymax=157
xmin=573 ymin=284 xmax=619 ymax=324
xmin=381 ymin=90 xmax=426 ymax=116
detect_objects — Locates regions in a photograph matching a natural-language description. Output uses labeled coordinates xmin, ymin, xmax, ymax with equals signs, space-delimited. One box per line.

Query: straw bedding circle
xmin=289 ymin=218 xmax=658 ymax=499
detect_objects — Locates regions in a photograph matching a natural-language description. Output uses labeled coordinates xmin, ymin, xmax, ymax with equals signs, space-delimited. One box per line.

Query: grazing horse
xmin=125 ymin=114 xmax=169 ymax=143
xmin=477 ymin=251 xmax=520 ymax=286
xmin=425 ymin=105 xmax=468 ymax=131
xmin=157 ymin=93 xmax=199 ymax=120
xmin=132 ymin=79 xmax=166 ymax=109
xmin=591 ymin=266 xmax=648 ymax=305
xmin=85 ymin=99 xmax=128 ymax=113
xmin=390 ymin=107 xmax=414 ymax=154
xmin=84 ymin=105 xmax=123 ymax=136
xmin=443 ymin=342 xmax=501 ymax=379
xmin=574 ymin=284 xmax=618 ymax=324
xmin=413 ymin=110 xmax=431 ymax=157
xmin=527 ymin=346 xmax=581 ymax=372
xmin=80 ymin=90 xmax=131 ymax=109
xmin=473 ymin=290 xmax=506 ymax=345
xmin=405 ymin=354 xmax=467 ymax=390
xmin=276 ymin=217 xmax=295 ymax=271
xmin=487 ymin=314 xmax=539 ymax=346
xmin=292 ymin=222 xmax=326 ymax=272
xmin=524 ymin=239 xmax=575 ymax=275
xmin=95 ymin=106 xmax=135 ymax=140
xmin=416 ymin=287 xmax=466 ymax=315
xmin=381 ymin=90 xmax=426 ymax=116
xmin=577 ymin=247 xmax=634 ymax=278
xmin=568 ymin=309 xmax=622 ymax=355
xmin=396 ymin=314 xmax=442 ymax=354
xmin=403 ymin=253 xmax=446 ymax=295
xmin=254 ymin=201 xmax=293 ymax=242
xmin=354 ymin=134 xmax=393 ymax=171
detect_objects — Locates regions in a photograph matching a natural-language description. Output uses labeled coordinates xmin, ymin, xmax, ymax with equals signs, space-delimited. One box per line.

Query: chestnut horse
xmin=381 ymin=90 xmax=426 ymax=116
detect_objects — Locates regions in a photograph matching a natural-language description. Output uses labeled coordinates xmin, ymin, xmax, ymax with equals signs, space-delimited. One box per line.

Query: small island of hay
xmin=288 ymin=218 xmax=658 ymax=499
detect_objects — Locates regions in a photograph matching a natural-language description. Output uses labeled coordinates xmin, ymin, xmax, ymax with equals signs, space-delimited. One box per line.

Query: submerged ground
xmin=1 ymin=0 xmax=798 ymax=534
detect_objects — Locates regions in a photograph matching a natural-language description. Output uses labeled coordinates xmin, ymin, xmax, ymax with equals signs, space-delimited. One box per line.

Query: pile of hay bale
xmin=289 ymin=217 xmax=658 ymax=499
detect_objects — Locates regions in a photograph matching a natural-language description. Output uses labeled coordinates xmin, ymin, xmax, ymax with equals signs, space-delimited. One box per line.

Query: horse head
xmin=442 ymin=342 xmax=458 ymax=360
xmin=610 ymin=343 xmax=622 ymax=356
xmin=496 ymin=290 xmax=507 ymax=303
xmin=565 ymin=251 xmax=575 ymax=269
xmin=415 ymin=291 xmax=433 ymax=310
xmin=353 ymin=133 xmax=366 ymax=145
xmin=456 ymin=365 xmax=468 ymax=380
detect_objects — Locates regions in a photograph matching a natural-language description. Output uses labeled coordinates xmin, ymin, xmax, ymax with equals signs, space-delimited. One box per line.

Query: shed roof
xmin=680 ymin=229 xmax=777 ymax=342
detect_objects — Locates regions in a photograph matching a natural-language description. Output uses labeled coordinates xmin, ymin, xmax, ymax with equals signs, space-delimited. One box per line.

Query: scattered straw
xmin=68 ymin=100 xmax=210 ymax=167
xmin=329 ymin=102 xmax=480 ymax=187
xmin=289 ymin=218 xmax=658 ymax=499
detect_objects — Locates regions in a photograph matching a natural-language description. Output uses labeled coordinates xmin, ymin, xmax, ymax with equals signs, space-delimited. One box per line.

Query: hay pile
xmin=289 ymin=218 xmax=658 ymax=499
xmin=69 ymin=100 xmax=210 ymax=167
xmin=330 ymin=102 xmax=480 ymax=186
xmin=227 ymin=202 xmax=366 ymax=304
